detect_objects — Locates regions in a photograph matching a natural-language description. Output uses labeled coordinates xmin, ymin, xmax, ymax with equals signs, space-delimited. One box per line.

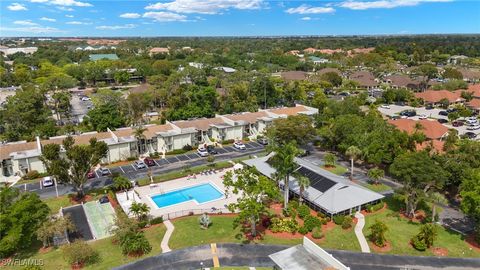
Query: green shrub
xmin=24 ymin=170 xmax=40 ymax=180
xmin=368 ymin=202 xmax=384 ymax=213
xmin=333 ymin=215 xmax=345 ymax=225
xmin=120 ymin=231 xmax=152 ymax=256
xmin=411 ymin=236 xmax=427 ymax=251
xmin=342 ymin=216 xmax=353 ymax=229
xmin=149 ymin=152 xmax=160 ymax=158
xmin=150 ymin=216 xmax=163 ymax=225
xmin=126 ymin=156 xmax=137 ymax=161
xmin=320 ymin=218 xmax=328 ymax=225
xmin=316 ymin=212 xmax=326 ymax=219
xmin=182 ymin=144 xmax=193 ymax=151
xmin=297 ymin=205 xmax=310 ymax=219
xmin=303 ymin=215 xmax=322 ymax=232
xmin=270 ymin=217 xmax=298 ymax=233
xmin=221 ymin=139 xmax=234 ymax=144
xmin=289 ymin=200 xmax=299 ymax=210
xmin=206 ymin=156 xmax=215 ymax=163
xmin=166 ymin=149 xmax=187 ymax=155
xmin=298 ymin=226 xmax=309 ymax=235
xmin=62 ymin=240 xmax=99 ymax=267
xmin=138 ymin=221 xmax=148 ymax=228
xmin=283 ymin=205 xmax=296 ymax=218
xmin=312 ymin=227 xmax=324 ymax=239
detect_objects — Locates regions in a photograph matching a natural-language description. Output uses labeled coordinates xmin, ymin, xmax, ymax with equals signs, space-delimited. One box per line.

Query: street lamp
xmin=200 ymin=261 xmax=204 ymax=270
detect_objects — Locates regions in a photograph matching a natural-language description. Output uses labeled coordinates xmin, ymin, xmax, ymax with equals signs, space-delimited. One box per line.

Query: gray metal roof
xmin=269 ymin=245 xmax=331 ymax=270
xmin=244 ymin=154 xmax=384 ymax=214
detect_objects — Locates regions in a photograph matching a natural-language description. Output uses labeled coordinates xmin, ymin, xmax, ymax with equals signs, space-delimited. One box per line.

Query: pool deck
xmin=133 ymin=168 xmax=241 ymax=218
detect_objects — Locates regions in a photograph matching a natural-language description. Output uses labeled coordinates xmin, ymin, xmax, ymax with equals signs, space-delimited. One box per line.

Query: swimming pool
xmin=150 ymin=183 xmax=224 ymax=208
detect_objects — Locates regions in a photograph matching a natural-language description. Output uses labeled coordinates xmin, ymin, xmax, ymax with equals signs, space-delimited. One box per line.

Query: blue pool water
xmin=151 ymin=183 xmax=224 ymax=208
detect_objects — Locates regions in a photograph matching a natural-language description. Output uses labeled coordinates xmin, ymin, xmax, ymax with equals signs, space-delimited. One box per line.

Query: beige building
xmin=1 ymin=105 xmax=318 ymax=180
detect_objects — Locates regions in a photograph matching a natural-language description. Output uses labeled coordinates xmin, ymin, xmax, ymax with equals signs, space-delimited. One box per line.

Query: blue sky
xmin=1 ymin=0 xmax=479 ymax=37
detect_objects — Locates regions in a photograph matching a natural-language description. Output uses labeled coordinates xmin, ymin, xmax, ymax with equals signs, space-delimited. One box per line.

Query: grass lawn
xmin=361 ymin=182 xmax=392 ymax=193
xmin=43 ymin=195 xmax=73 ymax=214
xmin=170 ymin=215 xmax=361 ymax=252
xmin=363 ymin=199 xmax=479 ymax=258
xmin=4 ymin=224 xmax=167 ymax=270
xmin=321 ymin=164 xmax=348 ymax=176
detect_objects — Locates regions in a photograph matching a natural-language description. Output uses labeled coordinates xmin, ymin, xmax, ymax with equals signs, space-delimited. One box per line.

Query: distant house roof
xmin=280 ymin=71 xmax=308 ymax=81
xmin=89 ymin=54 xmax=119 ymax=61
xmin=316 ymin=68 xmax=341 ymax=77
xmin=149 ymin=47 xmax=169 ymax=54
xmin=467 ymin=98 xmax=480 ymax=110
xmin=384 ymin=74 xmax=423 ymax=89
xmin=244 ymin=155 xmax=384 ymax=215
xmin=266 ymin=105 xmax=315 ymax=116
xmin=349 ymin=71 xmax=378 ymax=87
xmin=459 ymin=69 xmax=480 ymax=80
xmin=414 ymin=90 xmax=464 ymax=104
xmin=129 ymin=84 xmax=150 ymax=94
xmin=388 ymin=119 xmax=449 ymax=140
xmin=223 ymin=111 xmax=270 ymax=124
xmin=416 ymin=140 xmax=445 ymax=154
xmin=214 ymin=66 xmax=236 ymax=73
xmin=172 ymin=117 xmax=227 ymax=131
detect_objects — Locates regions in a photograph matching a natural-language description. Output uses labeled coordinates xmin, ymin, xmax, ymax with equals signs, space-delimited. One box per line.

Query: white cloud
xmin=30 ymin=0 xmax=92 ymax=7
xmin=120 ymin=13 xmax=141 ymax=19
xmin=7 ymin=3 xmax=28 ymax=11
xmin=286 ymin=4 xmax=335 ymax=14
xmin=58 ymin=6 xmax=74 ymax=11
xmin=339 ymin=0 xmax=452 ymax=10
xmin=96 ymin=24 xmax=136 ymax=30
xmin=301 ymin=17 xmax=312 ymax=21
xmin=65 ymin=14 xmax=74 ymax=18
xmin=0 ymin=26 xmax=63 ymax=34
xmin=66 ymin=21 xmax=92 ymax=25
xmin=143 ymin=11 xmax=188 ymax=22
xmin=14 ymin=20 xmax=39 ymax=26
xmin=145 ymin=0 xmax=263 ymax=14
xmin=40 ymin=17 xmax=56 ymax=22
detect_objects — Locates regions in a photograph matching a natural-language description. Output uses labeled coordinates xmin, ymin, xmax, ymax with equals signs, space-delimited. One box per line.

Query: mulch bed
xmin=370 ymin=241 xmax=392 ymax=253
xmin=70 ymin=194 xmax=93 ymax=204
xmin=399 ymin=210 xmax=426 ymax=223
xmin=361 ymin=202 xmax=387 ymax=216
xmin=107 ymin=194 xmax=119 ymax=209
xmin=38 ymin=246 xmax=53 ymax=254
xmin=432 ymin=247 xmax=449 ymax=257
xmin=465 ymin=234 xmax=480 ymax=252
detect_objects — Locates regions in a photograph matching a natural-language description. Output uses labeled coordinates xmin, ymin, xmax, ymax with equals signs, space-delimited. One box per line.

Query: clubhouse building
xmin=1 ymin=105 xmax=317 ymax=180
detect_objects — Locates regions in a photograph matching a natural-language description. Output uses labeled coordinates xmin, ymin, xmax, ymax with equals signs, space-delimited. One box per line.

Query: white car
xmin=42 ymin=176 xmax=54 ymax=187
xmin=380 ymin=104 xmax=390 ymax=109
xmin=134 ymin=160 xmax=146 ymax=169
xmin=233 ymin=141 xmax=246 ymax=150
xmin=81 ymin=96 xmax=91 ymax=101
xmin=467 ymin=124 xmax=480 ymax=130
xmin=418 ymin=114 xmax=427 ymax=120
xmin=197 ymin=147 xmax=209 ymax=157
xmin=466 ymin=118 xmax=478 ymax=126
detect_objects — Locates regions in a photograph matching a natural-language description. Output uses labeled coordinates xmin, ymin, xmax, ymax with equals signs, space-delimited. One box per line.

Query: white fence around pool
xmin=161 ymin=207 xmax=230 ymax=220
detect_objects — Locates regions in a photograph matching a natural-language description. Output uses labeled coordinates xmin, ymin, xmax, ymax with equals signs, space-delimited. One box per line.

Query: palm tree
xmin=114 ymin=176 xmax=132 ymax=200
xmin=270 ymin=141 xmax=300 ymax=209
xmin=345 ymin=146 xmax=362 ymax=180
xmin=130 ymin=202 xmax=150 ymax=221
xmin=417 ymin=223 xmax=438 ymax=248
xmin=368 ymin=219 xmax=388 ymax=247
xmin=133 ymin=126 xmax=147 ymax=155
xmin=428 ymin=192 xmax=447 ymax=223
xmin=367 ymin=167 xmax=385 ymax=185
xmin=324 ymin=152 xmax=336 ymax=167
xmin=296 ymin=175 xmax=310 ymax=205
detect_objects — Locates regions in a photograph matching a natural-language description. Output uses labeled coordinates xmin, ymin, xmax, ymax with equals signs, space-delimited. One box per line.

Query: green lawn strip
xmin=43 ymin=195 xmax=73 ymax=214
xmin=360 ymin=182 xmax=392 ymax=193
xmin=170 ymin=215 xmax=360 ymax=252
xmin=321 ymin=164 xmax=348 ymax=175
xmin=363 ymin=206 xmax=479 ymax=258
xmin=3 ymin=224 xmax=167 ymax=270
xmin=138 ymin=161 xmax=233 ymax=186
xmin=15 ymin=178 xmax=41 ymax=185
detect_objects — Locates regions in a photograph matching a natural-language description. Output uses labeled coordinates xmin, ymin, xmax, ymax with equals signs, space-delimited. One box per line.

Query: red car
xmin=452 ymin=121 xmax=464 ymax=127
xmin=87 ymin=171 xmax=96 ymax=179
xmin=144 ymin=157 xmax=156 ymax=166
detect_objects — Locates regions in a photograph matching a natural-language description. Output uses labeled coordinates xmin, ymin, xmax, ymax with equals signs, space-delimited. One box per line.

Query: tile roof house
xmin=149 ymin=47 xmax=169 ymax=55
xmin=349 ymin=71 xmax=378 ymax=89
xmin=384 ymin=74 xmax=424 ymax=90
xmin=459 ymin=69 xmax=480 ymax=82
xmin=466 ymin=98 xmax=480 ymax=113
xmin=280 ymin=71 xmax=309 ymax=81
xmin=414 ymin=90 xmax=465 ymax=105
xmin=388 ymin=119 xmax=449 ymax=140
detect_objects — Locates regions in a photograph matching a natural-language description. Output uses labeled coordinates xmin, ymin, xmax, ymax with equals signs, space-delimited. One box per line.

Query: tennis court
xmin=83 ymin=201 xmax=116 ymax=239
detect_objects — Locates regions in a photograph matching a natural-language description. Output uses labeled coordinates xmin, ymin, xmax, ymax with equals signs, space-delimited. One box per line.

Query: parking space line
xmin=184 ymin=154 xmax=192 ymax=160
xmin=119 ymin=166 xmax=125 ymax=174
xmin=154 ymin=160 xmax=160 ymax=166
xmin=131 ymin=164 xmax=137 ymax=171
xmin=95 ymin=170 xmax=100 ymax=178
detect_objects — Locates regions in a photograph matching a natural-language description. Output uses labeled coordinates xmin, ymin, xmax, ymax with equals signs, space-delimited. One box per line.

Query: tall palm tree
xmin=130 ymin=202 xmax=150 ymax=221
xmin=367 ymin=167 xmax=385 ymax=185
xmin=270 ymin=141 xmax=300 ymax=209
xmin=296 ymin=175 xmax=310 ymax=205
xmin=345 ymin=146 xmax=362 ymax=180
xmin=428 ymin=192 xmax=447 ymax=223
xmin=133 ymin=125 xmax=147 ymax=155
xmin=114 ymin=176 xmax=132 ymax=200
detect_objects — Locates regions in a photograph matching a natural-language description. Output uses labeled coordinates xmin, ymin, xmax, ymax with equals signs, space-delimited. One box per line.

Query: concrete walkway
xmin=354 ymin=212 xmax=370 ymax=253
xmin=161 ymin=220 xmax=174 ymax=253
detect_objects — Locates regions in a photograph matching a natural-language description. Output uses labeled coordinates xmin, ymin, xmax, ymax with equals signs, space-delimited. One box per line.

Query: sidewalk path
xmin=161 ymin=220 xmax=174 ymax=253
xmin=354 ymin=212 xmax=370 ymax=253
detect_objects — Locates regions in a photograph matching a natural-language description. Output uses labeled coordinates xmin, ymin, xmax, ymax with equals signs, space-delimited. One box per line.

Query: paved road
xmin=113 ymin=243 xmax=480 ymax=270
xmin=14 ymin=142 xmax=266 ymax=199
xmin=70 ymin=94 xmax=92 ymax=123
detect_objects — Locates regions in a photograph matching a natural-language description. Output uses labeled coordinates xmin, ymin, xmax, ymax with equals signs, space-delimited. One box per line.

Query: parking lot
xmin=378 ymin=104 xmax=480 ymax=139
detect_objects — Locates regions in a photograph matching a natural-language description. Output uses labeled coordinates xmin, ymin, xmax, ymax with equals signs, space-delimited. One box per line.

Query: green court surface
xmin=83 ymin=201 xmax=116 ymax=239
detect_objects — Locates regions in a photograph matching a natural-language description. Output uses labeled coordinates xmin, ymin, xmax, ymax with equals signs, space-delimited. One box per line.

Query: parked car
xmin=466 ymin=118 xmax=478 ymax=126
xmin=197 ymin=147 xmax=209 ymax=157
xmin=87 ymin=171 xmax=96 ymax=179
xmin=257 ymin=137 xmax=268 ymax=145
xmin=134 ymin=160 xmax=147 ymax=169
xmin=143 ymin=157 xmax=155 ymax=166
xmin=98 ymin=167 xmax=110 ymax=176
xmin=389 ymin=115 xmax=400 ymax=120
xmin=380 ymin=104 xmax=390 ymax=109
xmin=81 ymin=96 xmax=91 ymax=101
xmin=206 ymin=145 xmax=218 ymax=155
xmin=437 ymin=119 xmax=448 ymax=124
xmin=339 ymin=91 xmax=350 ymax=97
xmin=426 ymin=104 xmax=434 ymax=110
xmin=42 ymin=176 xmax=54 ymax=187
xmin=463 ymin=132 xmax=477 ymax=139
xmin=418 ymin=114 xmax=427 ymax=120
xmin=467 ymin=124 xmax=480 ymax=130
xmin=452 ymin=121 xmax=464 ymax=127
xmin=233 ymin=141 xmax=246 ymax=150
xmin=439 ymin=111 xmax=449 ymax=116
xmin=446 ymin=108 xmax=457 ymax=114
xmin=99 ymin=196 xmax=110 ymax=204
xmin=399 ymin=110 xmax=416 ymax=117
